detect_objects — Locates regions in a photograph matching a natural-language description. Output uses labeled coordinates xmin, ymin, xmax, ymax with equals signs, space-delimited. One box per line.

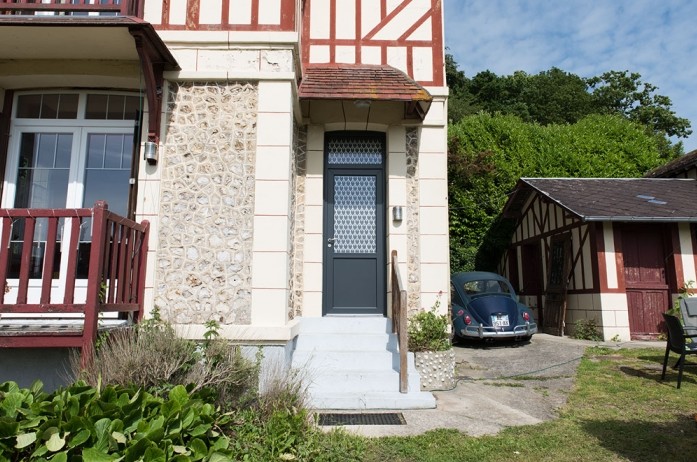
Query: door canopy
xmin=298 ymin=64 xmax=432 ymax=124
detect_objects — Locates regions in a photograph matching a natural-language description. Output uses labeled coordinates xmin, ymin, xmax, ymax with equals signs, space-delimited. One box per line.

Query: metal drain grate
xmin=318 ymin=413 xmax=406 ymax=426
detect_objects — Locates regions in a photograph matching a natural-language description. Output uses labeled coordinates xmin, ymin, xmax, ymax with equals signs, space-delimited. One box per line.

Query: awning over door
xmin=298 ymin=64 xmax=433 ymax=124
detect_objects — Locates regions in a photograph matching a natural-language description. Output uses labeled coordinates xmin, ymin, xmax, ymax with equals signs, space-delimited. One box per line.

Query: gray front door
xmin=323 ymin=132 xmax=385 ymax=316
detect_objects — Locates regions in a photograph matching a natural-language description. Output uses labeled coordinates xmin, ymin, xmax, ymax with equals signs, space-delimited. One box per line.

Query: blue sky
xmin=443 ymin=0 xmax=697 ymax=153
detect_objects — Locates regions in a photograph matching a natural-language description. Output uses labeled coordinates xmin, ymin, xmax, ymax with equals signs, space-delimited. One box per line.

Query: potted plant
xmin=408 ymin=293 xmax=455 ymax=391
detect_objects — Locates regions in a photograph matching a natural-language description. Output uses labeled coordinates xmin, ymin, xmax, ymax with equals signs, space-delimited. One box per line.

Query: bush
xmin=70 ymin=312 xmax=258 ymax=409
xmin=408 ymin=295 xmax=451 ymax=352
xmin=571 ymin=319 xmax=603 ymax=341
xmin=0 ymin=378 xmax=364 ymax=462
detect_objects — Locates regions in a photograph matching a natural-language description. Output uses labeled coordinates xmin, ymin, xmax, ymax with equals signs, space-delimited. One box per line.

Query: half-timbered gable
xmin=503 ymin=178 xmax=697 ymax=341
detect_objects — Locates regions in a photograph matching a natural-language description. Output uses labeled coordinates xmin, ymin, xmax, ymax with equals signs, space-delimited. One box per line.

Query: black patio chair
xmin=661 ymin=313 xmax=697 ymax=389
xmin=679 ymin=297 xmax=697 ymax=336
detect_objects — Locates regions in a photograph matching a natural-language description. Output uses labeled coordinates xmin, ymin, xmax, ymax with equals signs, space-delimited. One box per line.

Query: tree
xmin=586 ymin=70 xmax=692 ymax=139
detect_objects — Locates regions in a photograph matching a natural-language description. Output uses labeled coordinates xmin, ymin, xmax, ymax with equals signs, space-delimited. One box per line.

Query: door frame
xmin=322 ymin=131 xmax=387 ymax=316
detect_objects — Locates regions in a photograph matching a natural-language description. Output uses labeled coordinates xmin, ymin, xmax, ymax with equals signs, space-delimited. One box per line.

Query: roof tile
xmin=298 ymin=64 xmax=432 ymax=102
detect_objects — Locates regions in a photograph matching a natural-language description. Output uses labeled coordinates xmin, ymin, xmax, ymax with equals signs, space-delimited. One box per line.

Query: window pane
xmin=83 ymin=132 xmax=131 ymax=217
xmin=124 ymin=96 xmax=140 ymax=120
xmin=15 ymin=133 xmax=71 ymax=209
xmin=16 ymin=95 xmax=41 ymax=118
xmin=87 ymin=134 xmax=106 ymax=168
xmin=41 ymin=94 xmax=59 ymax=119
xmin=85 ymin=94 xmax=108 ymax=119
xmin=55 ymin=134 xmax=72 ymax=168
xmin=83 ymin=170 xmax=130 ymax=216
xmin=36 ymin=134 xmax=57 ymax=168
xmin=106 ymin=95 xmax=125 ymax=120
xmin=57 ymin=94 xmax=79 ymax=119
xmin=104 ymin=134 xmax=124 ymax=168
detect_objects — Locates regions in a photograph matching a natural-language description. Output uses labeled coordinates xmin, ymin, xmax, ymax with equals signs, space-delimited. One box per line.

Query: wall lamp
xmin=144 ymin=141 xmax=158 ymax=165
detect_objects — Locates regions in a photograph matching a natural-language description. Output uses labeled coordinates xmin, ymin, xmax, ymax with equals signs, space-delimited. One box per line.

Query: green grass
xmin=361 ymin=347 xmax=697 ymax=462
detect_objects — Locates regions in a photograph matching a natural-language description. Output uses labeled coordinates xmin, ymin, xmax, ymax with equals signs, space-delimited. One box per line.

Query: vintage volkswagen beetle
xmin=451 ymin=271 xmax=537 ymax=341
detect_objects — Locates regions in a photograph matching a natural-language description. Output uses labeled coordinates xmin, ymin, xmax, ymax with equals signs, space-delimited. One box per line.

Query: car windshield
xmin=462 ymin=279 xmax=511 ymax=296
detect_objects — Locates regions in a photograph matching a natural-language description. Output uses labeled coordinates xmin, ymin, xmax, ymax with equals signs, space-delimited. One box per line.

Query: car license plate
xmin=491 ymin=314 xmax=510 ymax=327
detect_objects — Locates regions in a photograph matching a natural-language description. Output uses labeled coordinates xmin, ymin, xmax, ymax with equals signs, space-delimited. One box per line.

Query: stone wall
xmin=289 ymin=125 xmax=307 ymax=319
xmin=406 ymin=127 xmax=421 ymax=314
xmin=156 ymin=82 xmax=258 ymax=325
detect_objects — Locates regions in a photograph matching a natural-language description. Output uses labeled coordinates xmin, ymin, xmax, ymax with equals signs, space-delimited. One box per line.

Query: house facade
xmin=502 ymin=178 xmax=697 ymax=341
xmin=0 ymin=0 xmax=449 ymax=406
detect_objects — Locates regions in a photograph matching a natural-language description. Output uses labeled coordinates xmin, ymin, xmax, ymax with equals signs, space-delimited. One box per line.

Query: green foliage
xmin=570 ymin=319 xmax=603 ymax=342
xmin=72 ymin=314 xmax=258 ymax=409
xmin=448 ymin=112 xmax=670 ymax=271
xmin=586 ymin=70 xmax=692 ymax=139
xmin=0 ymin=377 xmax=363 ymax=462
xmin=0 ymin=380 xmax=235 ymax=461
xmin=407 ymin=295 xmax=451 ymax=352
xmin=666 ymin=280 xmax=695 ymax=317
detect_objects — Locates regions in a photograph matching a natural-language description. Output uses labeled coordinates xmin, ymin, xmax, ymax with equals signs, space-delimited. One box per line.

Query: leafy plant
xmin=408 ymin=294 xmax=451 ymax=352
xmin=570 ymin=319 xmax=603 ymax=341
xmin=0 ymin=380 xmax=235 ymax=461
xmin=666 ymin=280 xmax=695 ymax=317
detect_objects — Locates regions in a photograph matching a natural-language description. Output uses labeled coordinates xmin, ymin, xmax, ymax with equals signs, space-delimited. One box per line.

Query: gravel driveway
xmin=350 ymin=334 xmax=600 ymax=437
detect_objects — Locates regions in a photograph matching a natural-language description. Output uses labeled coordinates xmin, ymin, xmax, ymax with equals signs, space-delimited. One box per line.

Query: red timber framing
xmin=155 ymin=0 xmax=296 ymax=31
xmin=0 ymin=0 xmax=143 ymax=16
xmin=505 ymin=195 xmax=596 ymax=294
xmin=0 ymin=202 xmax=149 ymax=363
xmin=302 ymin=0 xmax=444 ymax=86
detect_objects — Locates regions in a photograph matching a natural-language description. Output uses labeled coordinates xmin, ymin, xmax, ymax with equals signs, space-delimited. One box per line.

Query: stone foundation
xmin=414 ymin=349 xmax=455 ymax=391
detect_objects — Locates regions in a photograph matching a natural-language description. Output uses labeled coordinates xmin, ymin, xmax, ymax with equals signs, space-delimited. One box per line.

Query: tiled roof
xmin=298 ymin=64 xmax=432 ymax=102
xmin=504 ymin=178 xmax=697 ymax=222
xmin=645 ymin=149 xmax=697 ymax=178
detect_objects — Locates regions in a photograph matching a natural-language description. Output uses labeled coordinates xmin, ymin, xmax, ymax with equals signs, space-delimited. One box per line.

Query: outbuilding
xmin=501 ymin=177 xmax=697 ymax=340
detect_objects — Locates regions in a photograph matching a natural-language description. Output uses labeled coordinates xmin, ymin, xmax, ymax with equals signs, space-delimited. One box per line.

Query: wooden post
xmin=135 ymin=221 xmax=150 ymax=322
xmin=82 ymin=201 xmax=109 ymax=367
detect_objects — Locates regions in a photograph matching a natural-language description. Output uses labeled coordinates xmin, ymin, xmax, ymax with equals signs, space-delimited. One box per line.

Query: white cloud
xmin=444 ymin=0 xmax=697 ymax=151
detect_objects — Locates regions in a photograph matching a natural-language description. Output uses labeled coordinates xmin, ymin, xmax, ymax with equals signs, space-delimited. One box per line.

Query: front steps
xmin=290 ymin=317 xmax=436 ymax=410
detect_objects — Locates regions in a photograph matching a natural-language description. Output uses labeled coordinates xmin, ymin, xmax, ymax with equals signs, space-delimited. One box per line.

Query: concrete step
xmin=292 ymin=349 xmax=396 ymax=370
xmin=298 ymin=316 xmax=392 ymax=335
xmin=304 ymin=369 xmax=422 ymax=394
xmin=294 ymin=332 xmax=398 ymax=352
xmin=308 ymin=391 xmax=436 ymax=410
xmin=291 ymin=316 xmax=435 ymax=410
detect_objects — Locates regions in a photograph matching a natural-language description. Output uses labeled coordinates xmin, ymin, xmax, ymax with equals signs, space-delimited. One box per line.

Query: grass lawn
xmin=361 ymin=346 xmax=697 ymax=462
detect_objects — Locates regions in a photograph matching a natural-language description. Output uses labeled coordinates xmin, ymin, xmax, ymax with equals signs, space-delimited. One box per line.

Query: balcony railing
xmin=0 ymin=201 xmax=149 ymax=361
xmin=0 ymin=0 xmax=143 ymax=17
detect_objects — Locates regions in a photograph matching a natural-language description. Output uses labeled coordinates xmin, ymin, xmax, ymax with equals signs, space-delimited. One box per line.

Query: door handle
xmin=327 ymin=237 xmax=336 ymax=247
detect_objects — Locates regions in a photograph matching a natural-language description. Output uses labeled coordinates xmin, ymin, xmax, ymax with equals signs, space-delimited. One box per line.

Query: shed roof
xmin=503 ymin=178 xmax=697 ymax=222
xmin=645 ymin=149 xmax=697 ymax=178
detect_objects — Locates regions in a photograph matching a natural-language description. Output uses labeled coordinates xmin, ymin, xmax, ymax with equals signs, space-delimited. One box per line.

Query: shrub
xmin=70 ymin=311 xmax=258 ymax=409
xmin=408 ymin=295 xmax=451 ymax=352
xmin=571 ymin=319 xmax=603 ymax=341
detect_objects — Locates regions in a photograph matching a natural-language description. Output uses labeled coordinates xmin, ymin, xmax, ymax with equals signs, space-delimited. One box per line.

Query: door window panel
xmin=333 ymin=175 xmax=377 ymax=253
xmin=83 ymin=133 xmax=132 ymax=216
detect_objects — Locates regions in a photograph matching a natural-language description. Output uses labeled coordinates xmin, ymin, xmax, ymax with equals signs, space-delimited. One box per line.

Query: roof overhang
xmin=298 ymin=64 xmax=433 ymax=123
xmin=0 ymin=16 xmax=179 ymax=142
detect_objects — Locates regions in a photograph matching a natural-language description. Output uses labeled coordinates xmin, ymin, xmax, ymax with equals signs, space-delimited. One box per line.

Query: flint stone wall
xmin=156 ymin=82 xmax=257 ymax=325
xmin=414 ymin=349 xmax=456 ymax=391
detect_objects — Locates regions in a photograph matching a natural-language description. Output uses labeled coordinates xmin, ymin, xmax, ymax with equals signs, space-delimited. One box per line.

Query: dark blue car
xmin=451 ymin=271 xmax=537 ymax=341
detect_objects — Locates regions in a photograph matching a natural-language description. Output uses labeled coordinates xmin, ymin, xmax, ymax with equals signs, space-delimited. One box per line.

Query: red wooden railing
xmin=391 ymin=250 xmax=408 ymax=393
xmin=0 ymin=0 xmax=143 ymax=17
xmin=0 ymin=201 xmax=149 ymax=360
